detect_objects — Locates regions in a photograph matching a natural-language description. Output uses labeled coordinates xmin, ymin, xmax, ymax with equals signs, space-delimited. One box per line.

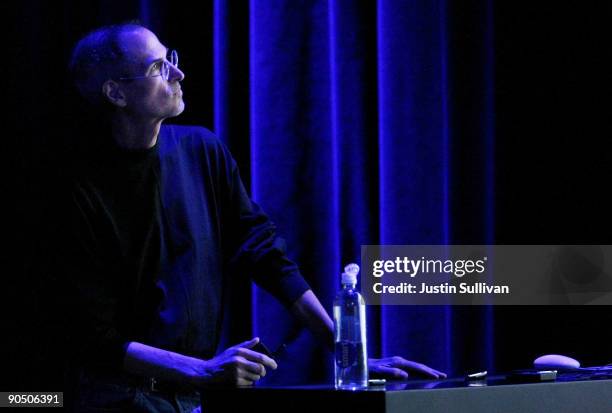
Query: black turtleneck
xmin=48 ymin=124 xmax=310 ymax=373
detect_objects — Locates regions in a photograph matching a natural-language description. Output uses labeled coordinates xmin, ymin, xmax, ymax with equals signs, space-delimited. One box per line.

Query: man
xmin=55 ymin=23 xmax=445 ymax=412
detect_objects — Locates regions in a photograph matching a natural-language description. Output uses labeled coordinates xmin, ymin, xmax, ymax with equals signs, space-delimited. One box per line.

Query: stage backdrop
xmin=206 ymin=0 xmax=495 ymax=381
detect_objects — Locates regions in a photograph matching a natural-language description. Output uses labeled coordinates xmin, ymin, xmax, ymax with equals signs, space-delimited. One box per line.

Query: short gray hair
xmin=69 ymin=22 xmax=145 ymax=106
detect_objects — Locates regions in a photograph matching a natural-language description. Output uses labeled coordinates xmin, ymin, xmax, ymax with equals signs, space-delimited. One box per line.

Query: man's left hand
xmin=368 ymin=357 xmax=447 ymax=380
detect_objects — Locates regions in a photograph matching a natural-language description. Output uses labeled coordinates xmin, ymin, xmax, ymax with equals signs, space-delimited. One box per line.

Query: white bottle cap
xmin=341 ymin=263 xmax=360 ymax=284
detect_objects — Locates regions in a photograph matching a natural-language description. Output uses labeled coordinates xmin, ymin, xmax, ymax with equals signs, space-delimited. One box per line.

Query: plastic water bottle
xmin=333 ymin=263 xmax=368 ymax=390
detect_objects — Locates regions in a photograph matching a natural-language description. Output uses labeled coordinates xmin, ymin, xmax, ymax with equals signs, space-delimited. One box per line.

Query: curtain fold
xmin=377 ymin=0 xmax=452 ymax=371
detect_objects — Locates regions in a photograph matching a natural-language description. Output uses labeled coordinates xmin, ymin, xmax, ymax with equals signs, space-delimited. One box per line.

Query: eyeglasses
xmin=118 ymin=50 xmax=179 ymax=82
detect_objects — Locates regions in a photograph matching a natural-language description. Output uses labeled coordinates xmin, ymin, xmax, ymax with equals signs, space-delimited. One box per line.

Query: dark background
xmin=4 ymin=0 xmax=612 ymax=389
xmin=493 ymin=2 xmax=612 ymax=371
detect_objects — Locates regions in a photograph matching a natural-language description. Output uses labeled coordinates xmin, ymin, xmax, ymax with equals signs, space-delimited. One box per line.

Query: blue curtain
xmin=204 ymin=0 xmax=495 ymax=382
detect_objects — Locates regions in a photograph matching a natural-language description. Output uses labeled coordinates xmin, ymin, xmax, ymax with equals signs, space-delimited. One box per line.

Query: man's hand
xmin=190 ymin=337 xmax=278 ymax=387
xmin=368 ymin=357 xmax=446 ymax=380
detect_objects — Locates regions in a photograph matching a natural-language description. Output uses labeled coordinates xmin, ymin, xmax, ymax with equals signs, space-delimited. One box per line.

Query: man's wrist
xmin=123 ymin=342 xmax=207 ymax=386
xmin=177 ymin=356 xmax=211 ymax=386
xmin=290 ymin=290 xmax=335 ymax=351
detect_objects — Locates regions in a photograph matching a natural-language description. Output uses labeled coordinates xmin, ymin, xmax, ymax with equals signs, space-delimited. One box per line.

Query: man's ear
xmin=102 ymin=80 xmax=127 ymax=108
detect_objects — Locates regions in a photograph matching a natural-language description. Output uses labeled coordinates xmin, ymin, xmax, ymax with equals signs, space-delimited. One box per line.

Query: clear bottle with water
xmin=333 ymin=263 xmax=368 ymax=390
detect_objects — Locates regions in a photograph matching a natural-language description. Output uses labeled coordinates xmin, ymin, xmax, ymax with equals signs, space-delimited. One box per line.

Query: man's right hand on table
xmin=189 ymin=337 xmax=277 ymax=387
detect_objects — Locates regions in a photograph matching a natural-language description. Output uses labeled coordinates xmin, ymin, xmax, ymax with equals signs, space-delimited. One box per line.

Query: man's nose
xmin=169 ymin=64 xmax=184 ymax=82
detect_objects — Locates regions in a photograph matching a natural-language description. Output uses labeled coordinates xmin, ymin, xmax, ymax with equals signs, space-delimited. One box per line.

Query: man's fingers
xmin=432 ymin=369 xmax=447 ymax=379
xmin=237 ymin=347 xmax=278 ymax=370
xmin=236 ymin=377 xmax=255 ymax=386
xmin=409 ymin=364 xmax=445 ymax=379
xmin=375 ymin=366 xmax=409 ymax=380
xmin=239 ymin=358 xmax=267 ymax=377
xmin=238 ymin=368 xmax=261 ymax=382
xmin=370 ymin=357 xmax=447 ymax=379
xmin=388 ymin=357 xmax=445 ymax=379
xmin=228 ymin=338 xmax=279 ymax=371
xmin=231 ymin=337 xmax=260 ymax=350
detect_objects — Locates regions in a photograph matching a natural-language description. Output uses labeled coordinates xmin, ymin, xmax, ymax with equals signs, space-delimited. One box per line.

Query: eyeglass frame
xmin=118 ymin=49 xmax=179 ymax=82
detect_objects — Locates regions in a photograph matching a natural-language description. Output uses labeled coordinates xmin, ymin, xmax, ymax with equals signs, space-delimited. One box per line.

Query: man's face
xmin=116 ymin=28 xmax=185 ymax=121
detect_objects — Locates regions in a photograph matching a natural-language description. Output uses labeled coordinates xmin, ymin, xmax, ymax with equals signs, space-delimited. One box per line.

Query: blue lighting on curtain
xmin=438 ymin=0 xmax=453 ymax=373
xmin=211 ymin=0 xmax=496 ymax=381
xmin=377 ymin=0 xmax=452 ymax=373
xmin=327 ymin=0 xmax=340 ymax=291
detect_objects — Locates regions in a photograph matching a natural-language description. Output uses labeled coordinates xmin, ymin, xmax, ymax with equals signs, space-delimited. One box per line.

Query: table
xmin=201 ymin=376 xmax=612 ymax=413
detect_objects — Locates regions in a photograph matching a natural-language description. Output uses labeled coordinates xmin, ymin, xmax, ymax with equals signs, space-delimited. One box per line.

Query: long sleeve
xmin=223 ymin=152 xmax=311 ymax=307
